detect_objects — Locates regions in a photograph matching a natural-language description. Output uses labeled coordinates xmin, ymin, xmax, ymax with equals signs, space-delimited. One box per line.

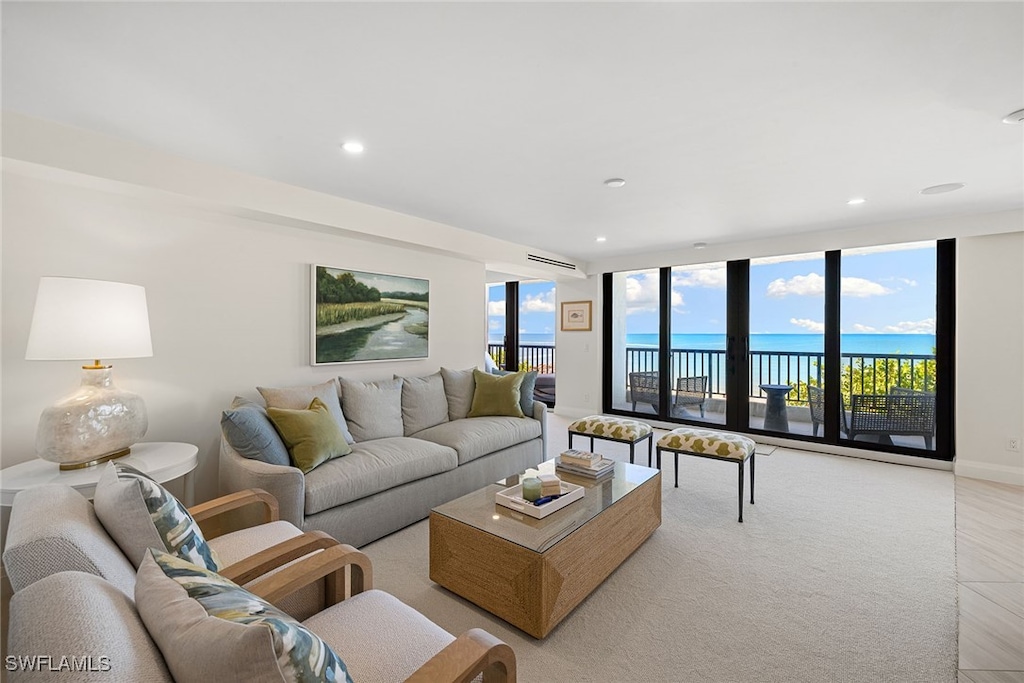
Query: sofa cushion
xmin=221 ymin=396 xmax=292 ymax=467
xmin=136 ymin=549 xmax=353 ymax=683
xmin=397 ymin=372 xmax=449 ymax=436
xmin=258 ymin=379 xmax=354 ymax=444
xmin=413 ymin=416 xmax=542 ymax=466
xmin=94 ymin=462 xmax=220 ymax=571
xmin=440 ymin=367 xmax=476 ymax=420
xmin=491 ymin=368 xmax=538 ymax=417
xmin=468 ymin=368 xmax=525 ymax=418
xmin=339 ymin=377 xmax=404 ymax=442
xmin=303 ymin=437 xmax=458 ymax=515
xmin=267 ymin=397 xmax=352 ymax=473
xmin=304 ymin=589 xmax=455 ymax=683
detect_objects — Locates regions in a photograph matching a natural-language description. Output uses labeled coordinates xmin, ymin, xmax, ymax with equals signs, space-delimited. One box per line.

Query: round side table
xmin=0 ymin=442 xmax=199 ymax=507
xmin=759 ymin=384 xmax=794 ymax=433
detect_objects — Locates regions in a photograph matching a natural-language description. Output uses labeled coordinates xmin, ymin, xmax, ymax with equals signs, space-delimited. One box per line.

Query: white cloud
xmin=898 ymin=278 xmax=918 ymax=287
xmin=790 ymin=317 xmax=825 ymax=332
xmin=883 ymin=318 xmax=935 ymax=334
xmin=672 ymin=267 xmax=727 ymax=289
xmin=488 ymin=319 xmax=504 ymax=330
xmin=852 ymin=323 xmax=878 ymax=333
xmin=626 ymin=273 xmax=681 ymax=313
xmin=520 ymin=289 xmax=555 ymax=314
xmin=487 ymin=300 xmax=505 ymax=316
xmin=766 ymin=272 xmax=891 ymax=298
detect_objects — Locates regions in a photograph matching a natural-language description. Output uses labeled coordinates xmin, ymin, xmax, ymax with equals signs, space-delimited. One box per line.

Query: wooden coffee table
xmin=429 ymin=459 xmax=661 ymax=638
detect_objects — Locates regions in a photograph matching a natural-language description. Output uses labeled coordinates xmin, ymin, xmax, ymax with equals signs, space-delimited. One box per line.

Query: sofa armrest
xmin=247 ymin=543 xmax=373 ymax=607
xmin=406 ymin=628 xmax=516 ymax=683
xmin=532 ymin=400 xmax=548 ymax=458
xmin=189 ymin=488 xmax=279 ymax=539
xmin=218 ymin=530 xmax=338 ymax=585
xmin=219 ymin=437 xmax=305 ymax=528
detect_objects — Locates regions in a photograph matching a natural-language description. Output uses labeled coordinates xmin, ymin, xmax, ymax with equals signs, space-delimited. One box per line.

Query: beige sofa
xmin=220 ymin=369 xmax=547 ymax=548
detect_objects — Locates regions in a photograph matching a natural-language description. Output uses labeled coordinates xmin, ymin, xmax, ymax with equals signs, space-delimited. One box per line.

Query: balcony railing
xmin=624 ymin=346 xmax=936 ymax=403
xmin=486 ymin=343 xmax=935 ymax=401
xmin=487 ymin=343 xmax=555 ymax=373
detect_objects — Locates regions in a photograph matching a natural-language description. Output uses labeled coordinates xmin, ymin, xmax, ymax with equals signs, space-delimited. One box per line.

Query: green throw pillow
xmin=468 ymin=368 xmax=525 ymax=418
xmin=267 ymin=397 xmax=352 ymax=473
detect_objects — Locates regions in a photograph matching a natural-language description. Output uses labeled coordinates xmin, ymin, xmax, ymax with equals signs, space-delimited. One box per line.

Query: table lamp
xmin=25 ymin=276 xmax=153 ymax=470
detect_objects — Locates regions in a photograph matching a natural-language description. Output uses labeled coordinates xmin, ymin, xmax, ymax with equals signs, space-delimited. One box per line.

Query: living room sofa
xmin=219 ymin=367 xmax=547 ymax=548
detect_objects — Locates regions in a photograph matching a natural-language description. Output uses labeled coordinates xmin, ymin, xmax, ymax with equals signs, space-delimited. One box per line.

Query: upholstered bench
xmin=568 ymin=415 xmax=654 ymax=465
xmin=656 ymin=427 xmax=757 ymax=522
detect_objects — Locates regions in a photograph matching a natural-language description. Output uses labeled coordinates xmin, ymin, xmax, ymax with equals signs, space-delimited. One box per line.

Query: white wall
xmin=1 ymin=171 xmax=486 ymax=504
xmin=955 ymin=231 xmax=1024 ymax=485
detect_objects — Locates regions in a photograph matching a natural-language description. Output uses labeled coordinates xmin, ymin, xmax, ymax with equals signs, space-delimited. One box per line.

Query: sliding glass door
xmin=601 ymin=241 xmax=953 ymax=460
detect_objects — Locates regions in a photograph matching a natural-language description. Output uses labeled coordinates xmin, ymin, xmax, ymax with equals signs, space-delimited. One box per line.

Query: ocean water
xmin=504 ymin=333 xmax=936 ymax=355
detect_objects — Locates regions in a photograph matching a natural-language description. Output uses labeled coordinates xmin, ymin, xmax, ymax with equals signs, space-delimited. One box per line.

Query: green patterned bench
xmin=567 ymin=415 xmax=654 ymax=465
xmin=656 ymin=427 xmax=757 ymax=522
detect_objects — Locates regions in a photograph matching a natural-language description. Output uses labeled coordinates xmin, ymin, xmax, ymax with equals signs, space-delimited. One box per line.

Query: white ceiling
xmin=2 ymin=2 xmax=1022 ymax=264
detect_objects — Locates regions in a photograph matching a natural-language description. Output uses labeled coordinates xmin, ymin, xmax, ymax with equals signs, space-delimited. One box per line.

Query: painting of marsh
xmin=312 ymin=265 xmax=429 ymax=364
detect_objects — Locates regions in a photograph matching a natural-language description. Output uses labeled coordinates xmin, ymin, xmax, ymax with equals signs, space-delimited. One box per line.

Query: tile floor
xmin=955 ymin=476 xmax=1024 ymax=683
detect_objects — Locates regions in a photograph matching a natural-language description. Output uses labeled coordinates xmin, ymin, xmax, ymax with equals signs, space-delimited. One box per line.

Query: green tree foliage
xmin=792 ymin=353 xmax=936 ymax=405
xmin=316 ymin=267 xmax=381 ymax=305
xmin=383 ymin=290 xmax=429 ymax=302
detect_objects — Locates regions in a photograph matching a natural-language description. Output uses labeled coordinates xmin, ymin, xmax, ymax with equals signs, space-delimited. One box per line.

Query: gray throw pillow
xmin=257 ymin=379 xmax=354 ymax=444
xmin=440 ymin=367 xmax=476 ymax=421
xmin=491 ymin=369 xmax=537 ymax=417
xmin=220 ymin=397 xmax=292 ymax=467
xmin=338 ymin=377 xmax=404 ymax=442
xmin=396 ymin=372 xmax=449 ymax=435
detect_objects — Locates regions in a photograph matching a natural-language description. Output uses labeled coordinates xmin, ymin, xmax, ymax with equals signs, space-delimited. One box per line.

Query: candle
xmin=522 ymin=476 xmax=542 ymax=502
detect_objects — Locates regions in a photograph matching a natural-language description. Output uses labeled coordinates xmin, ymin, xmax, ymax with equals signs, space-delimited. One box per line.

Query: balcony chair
xmin=628 ymin=370 xmax=660 ymax=412
xmin=671 ymin=375 xmax=709 ymax=418
xmin=808 ymin=384 xmax=825 ymax=437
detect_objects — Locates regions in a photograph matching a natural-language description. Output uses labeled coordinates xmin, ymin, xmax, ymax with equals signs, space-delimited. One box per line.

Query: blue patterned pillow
xmin=140 ymin=549 xmax=353 ymax=683
xmin=95 ymin=462 xmax=220 ymax=571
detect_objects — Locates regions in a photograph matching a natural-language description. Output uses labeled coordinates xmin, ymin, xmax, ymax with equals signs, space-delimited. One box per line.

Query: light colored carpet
xmin=362 ymin=422 xmax=956 ymax=682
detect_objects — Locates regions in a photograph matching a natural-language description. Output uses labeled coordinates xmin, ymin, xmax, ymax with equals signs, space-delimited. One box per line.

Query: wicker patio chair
xmin=808 ymin=384 xmax=825 ymax=437
xmin=628 ymin=371 xmax=660 ymax=412
xmin=844 ymin=386 xmax=936 ymax=449
xmin=672 ymin=375 xmax=709 ymax=418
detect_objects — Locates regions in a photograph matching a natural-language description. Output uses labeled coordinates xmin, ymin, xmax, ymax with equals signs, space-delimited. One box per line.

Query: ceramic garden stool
xmin=567 ymin=415 xmax=655 ymax=466
xmin=656 ymin=427 xmax=757 ymax=522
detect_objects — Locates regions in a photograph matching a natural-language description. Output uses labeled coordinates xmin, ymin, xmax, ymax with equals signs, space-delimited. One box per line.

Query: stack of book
xmin=555 ymin=449 xmax=615 ymax=479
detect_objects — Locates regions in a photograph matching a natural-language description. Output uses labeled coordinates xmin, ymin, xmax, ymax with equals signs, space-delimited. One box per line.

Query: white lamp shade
xmin=25 ymin=277 xmax=153 ymax=361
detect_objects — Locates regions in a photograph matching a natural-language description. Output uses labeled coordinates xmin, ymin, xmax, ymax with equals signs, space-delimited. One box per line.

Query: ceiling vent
xmin=527 ymin=254 xmax=577 ymax=271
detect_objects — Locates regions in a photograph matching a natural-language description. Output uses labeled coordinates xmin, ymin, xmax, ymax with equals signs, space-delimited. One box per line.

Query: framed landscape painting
xmin=312 ymin=265 xmax=429 ymax=365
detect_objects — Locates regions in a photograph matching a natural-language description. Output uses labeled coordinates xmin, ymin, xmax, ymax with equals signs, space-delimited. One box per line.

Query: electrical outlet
xmin=583 ymin=392 xmax=591 ymax=403
xmin=1008 ymin=437 xmax=1021 ymax=453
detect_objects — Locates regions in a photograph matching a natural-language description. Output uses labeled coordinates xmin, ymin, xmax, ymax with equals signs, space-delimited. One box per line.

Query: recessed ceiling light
xmin=693 ymin=242 xmax=707 ymax=250
xmin=920 ymin=183 xmax=965 ymax=195
xmin=1002 ymin=108 xmax=1024 ymax=124
xmin=340 ymin=141 xmax=364 ymax=154
xmin=847 ymin=197 xmax=867 ymax=206
xmin=603 ymin=178 xmax=626 ymax=188
xmin=596 ymin=236 xmax=607 ymax=243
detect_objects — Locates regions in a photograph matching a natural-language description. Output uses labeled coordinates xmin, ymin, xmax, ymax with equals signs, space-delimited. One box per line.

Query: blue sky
xmin=489 ymin=243 xmax=936 ymax=339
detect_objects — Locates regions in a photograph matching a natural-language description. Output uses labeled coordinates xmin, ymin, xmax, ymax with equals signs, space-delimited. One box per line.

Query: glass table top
xmin=431 ymin=459 xmax=659 ymax=553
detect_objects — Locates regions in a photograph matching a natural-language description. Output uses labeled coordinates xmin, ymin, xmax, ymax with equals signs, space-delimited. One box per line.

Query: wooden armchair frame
xmin=245 ymin=543 xmax=515 ymax=682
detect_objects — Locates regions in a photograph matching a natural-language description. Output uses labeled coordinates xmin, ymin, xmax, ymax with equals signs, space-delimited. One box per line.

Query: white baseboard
xmin=954 ymin=459 xmax=1024 ymax=486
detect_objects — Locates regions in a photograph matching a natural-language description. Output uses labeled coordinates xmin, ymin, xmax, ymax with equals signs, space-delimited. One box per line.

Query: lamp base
xmin=36 ymin=366 xmax=148 ymax=469
xmin=58 ymin=447 xmax=132 ymax=471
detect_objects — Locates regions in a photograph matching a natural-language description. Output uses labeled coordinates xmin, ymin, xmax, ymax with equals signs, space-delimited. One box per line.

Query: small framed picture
xmin=560 ymin=300 xmax=592 ymax=331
